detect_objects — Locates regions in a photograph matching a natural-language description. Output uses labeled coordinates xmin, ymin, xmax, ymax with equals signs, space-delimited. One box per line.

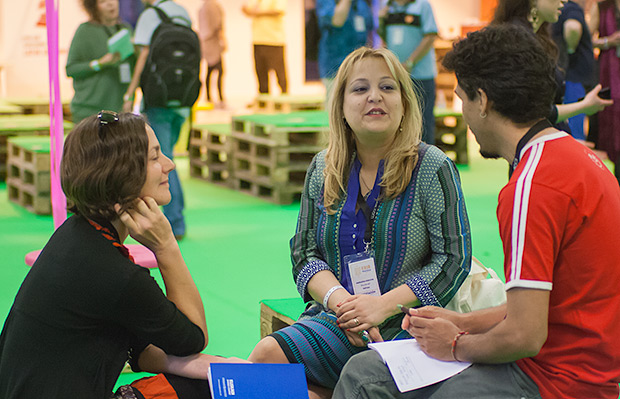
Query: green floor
xmin=0 ymin=141 xmax=511 ymax=388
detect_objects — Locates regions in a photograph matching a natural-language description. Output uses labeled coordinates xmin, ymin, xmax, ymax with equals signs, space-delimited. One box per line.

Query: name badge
xmin=354 ymin=15 xmax=366 ymax=33
xmin=392 ymin=26 xmax=404 ymax=46
xmin=119 ymin=62 xmax=131 ymax=83
xmin=346 ymin=252 xmax=381 ymax=296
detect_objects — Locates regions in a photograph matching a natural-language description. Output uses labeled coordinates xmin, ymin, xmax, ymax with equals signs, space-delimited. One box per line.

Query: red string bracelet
xmin=451 ymin=331 xmax=469 ymax=362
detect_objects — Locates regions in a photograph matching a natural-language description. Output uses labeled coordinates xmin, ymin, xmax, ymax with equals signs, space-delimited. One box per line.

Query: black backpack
xmin=140 ymin=5 xmax=201 ymax=108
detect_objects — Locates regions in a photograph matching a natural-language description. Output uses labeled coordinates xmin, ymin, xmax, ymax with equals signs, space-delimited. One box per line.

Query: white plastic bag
xmin=445 ymin=257 xmax=507 ymax=313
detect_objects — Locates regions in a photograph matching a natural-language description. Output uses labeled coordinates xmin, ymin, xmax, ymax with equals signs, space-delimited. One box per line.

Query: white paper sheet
xmin=368 ymin=339 xmax=472 ymax=392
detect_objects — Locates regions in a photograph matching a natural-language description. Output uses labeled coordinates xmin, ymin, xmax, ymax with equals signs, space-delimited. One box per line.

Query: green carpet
xmin=0 ymin=138 xmax=561 ymax=389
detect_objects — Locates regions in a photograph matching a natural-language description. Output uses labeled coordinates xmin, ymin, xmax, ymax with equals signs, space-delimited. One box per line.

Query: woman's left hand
xmin=336 ymin=295 xmax=392 ymax=333
xmin=115 ymin=197 xmax=175 ymax=253
xmin=343 ymin=326 xmax=383 ymax=347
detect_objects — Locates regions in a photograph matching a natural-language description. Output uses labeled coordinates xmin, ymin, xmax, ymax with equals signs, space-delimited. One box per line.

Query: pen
xmin=397 ymin=304 xmax=412 ymax=315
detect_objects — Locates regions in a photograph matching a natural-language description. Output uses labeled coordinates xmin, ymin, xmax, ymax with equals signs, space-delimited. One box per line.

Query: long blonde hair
xmin=323 ymin=46 xmax=423 ymax=213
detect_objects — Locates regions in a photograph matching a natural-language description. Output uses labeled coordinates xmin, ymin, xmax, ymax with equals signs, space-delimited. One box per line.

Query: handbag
xmin=445 ymin=257 xmax=507 ymax=313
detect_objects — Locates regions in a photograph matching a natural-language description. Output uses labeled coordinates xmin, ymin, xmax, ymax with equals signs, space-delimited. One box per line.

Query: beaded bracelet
xmin=451 ymin=331 xmax=469 ymax=362
xmin=323 ymin=285 xmax=345 ymax=309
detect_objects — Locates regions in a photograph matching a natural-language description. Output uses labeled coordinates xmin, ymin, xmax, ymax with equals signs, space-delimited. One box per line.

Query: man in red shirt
xmin=333 ymin=23 xmax=620 ymax=399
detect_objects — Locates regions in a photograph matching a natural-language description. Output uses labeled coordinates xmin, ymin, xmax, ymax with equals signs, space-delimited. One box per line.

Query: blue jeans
xmin=144 ymin=107 xmax=187 ymax=236
xmin=412 ymin=78 xmax=436 ymax=145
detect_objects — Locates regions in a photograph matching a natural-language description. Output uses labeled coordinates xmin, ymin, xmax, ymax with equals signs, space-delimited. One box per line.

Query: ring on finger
xmin=353 ymin=318 xmax=360 ymax=326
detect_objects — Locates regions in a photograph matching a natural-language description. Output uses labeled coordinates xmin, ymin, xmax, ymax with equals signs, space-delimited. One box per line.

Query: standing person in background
xmin=242 ymin=0 xmax=288 ymax=96
xmin=123 ymin=0 xmax=194 ymax=240
xmin=589 ymin=0 xmax=620 ymax=185
xmin=379 ymin=0 xmax=439 ymax=144
xmin=66 ymin=0 xmax=135 ymax=123
xmin=552 ymin=0 xmax=596 ymax=140
xmin=316 ymin=0 xmax=374 ymax=98
xmin=492 ymin=0 xmax=611 ymax=131
xmin=199 ymin=0 xmax=226 ymax=109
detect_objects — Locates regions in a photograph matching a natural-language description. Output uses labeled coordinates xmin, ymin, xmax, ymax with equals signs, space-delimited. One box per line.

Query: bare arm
xmin=405 ymin=34 xmax=437 ymax=68
xmin=556 ymin=84 xmax=612 ymax=121
xmin=563 ymin=19 xmax=582 ymax=54
xmin=406 ymin=288 xmax=548 ymax=363
xmin=138 ymin=345 xmax=249 ymax=378
xmin=332 ymin=0 xmax=353 ymax=27
xmin=307 ymin=270 xmax=351 ymax=311
xmin=588 ymin=3 xmax=599 ymax=36
xmin=116 ymin=198 xmax=208 ymax=348
xmin=123 ymin=45 xmax=149 ymax=112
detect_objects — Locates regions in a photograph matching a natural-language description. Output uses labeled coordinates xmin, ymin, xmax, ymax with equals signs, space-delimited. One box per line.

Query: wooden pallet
xmin=188 ymin=124 xmax=232 ymax=186
xmin=434 ymin=109 xmax=469 ymax=165
xmin=259 ymin=298 xmax=306 ymax=338
xmin=7 ymin=178 xmax=51 ymax=215
xmin=3 ymin=97 xmax=71 ymax=117
xmin=231 ymin=174 xmax=303 ymax=205
xmin=253 ymin=94 xmax=325 ymax=113
xmin=0 ymin=115 xmax=72 ymax=180
xmin=231 ymin=111 xmax=328 ymax=147
xmin=232 ymin=134 xmax=318 ymax=185
xmin=6 ymin=136 xmax=52 ymax=214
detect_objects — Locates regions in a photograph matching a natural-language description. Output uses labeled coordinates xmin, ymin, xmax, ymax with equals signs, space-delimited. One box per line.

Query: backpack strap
xmin=148 ymin=2 xmax=192 ymax=27
xmin=149 ymin=4 xmax=172 ymax=24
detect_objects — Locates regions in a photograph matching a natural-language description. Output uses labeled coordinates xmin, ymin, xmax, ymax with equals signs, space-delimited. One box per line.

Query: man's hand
xmin=406 ymin=313 xmax=460 ymax=361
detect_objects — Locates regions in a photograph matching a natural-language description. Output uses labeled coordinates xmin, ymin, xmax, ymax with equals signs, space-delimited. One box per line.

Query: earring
xmin=528 ymin=7 xmax=540 ymax=26
xmin=480 ymin=111 xmax=487 ymax=119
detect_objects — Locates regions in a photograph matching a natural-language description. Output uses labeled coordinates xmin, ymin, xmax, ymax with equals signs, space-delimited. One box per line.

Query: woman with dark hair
xmin=492 ymin=0 xmax=611 ymax=126
xmin=589 ymin=0 xmax=620 ymax=184
xmin=248 ymin=46 xmax=471 ymax=399
xmin=66 ymin=0 xmax=136 ymax=123
xmin=0 ymin=112 xmax=207 ymax=398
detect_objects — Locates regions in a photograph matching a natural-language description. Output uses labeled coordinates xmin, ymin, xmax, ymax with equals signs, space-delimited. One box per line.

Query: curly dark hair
xmin=442 ymin=24 xmax=557 ymax=124
xmin=491 ymin=0 xmax=559 ymax=60
xmin=61 ymin=112 xmax=149 ymax=221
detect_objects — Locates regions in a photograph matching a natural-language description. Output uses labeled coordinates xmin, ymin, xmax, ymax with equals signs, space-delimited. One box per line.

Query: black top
xmin=552 ymin=1 xmax=595 ymax=86
xmin=0 ymin=215 xmax=204 ymax=398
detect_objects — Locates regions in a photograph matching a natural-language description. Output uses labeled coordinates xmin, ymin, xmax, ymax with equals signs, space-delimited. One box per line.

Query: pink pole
xmin=45 ymin=0 xmax=67 ymax=228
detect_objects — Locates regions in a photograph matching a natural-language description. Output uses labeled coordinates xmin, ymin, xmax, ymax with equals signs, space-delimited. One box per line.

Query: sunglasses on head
xmin=97 ymin=110 xmax=119 ymax=139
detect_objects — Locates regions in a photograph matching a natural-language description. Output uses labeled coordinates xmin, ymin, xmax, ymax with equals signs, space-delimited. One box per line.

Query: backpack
xmin=140 ymin=5 xmax=201 ymax=108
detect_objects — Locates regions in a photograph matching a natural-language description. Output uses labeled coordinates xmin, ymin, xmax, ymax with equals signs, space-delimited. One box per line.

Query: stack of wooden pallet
xmin=434 ymin=108 xmax=469 ymax=165
xmin=189 ymin=111 xmax=329 ymax=204
xmin=230 ymin=111 xmax=328 ymax=204
xmin=6 ymin=136 xmax=51 ymax=214
xmin=0 ymin=115 xmax=71 ymax=181
xmin=188 ymin=123 xmax=232 ymax=186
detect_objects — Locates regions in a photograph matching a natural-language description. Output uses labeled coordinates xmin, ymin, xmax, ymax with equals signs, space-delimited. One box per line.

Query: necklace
xmin=359 ymin=171 xmax=373 ymax=193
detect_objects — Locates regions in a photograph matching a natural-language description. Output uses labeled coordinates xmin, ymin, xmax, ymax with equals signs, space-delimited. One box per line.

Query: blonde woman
xmin=249 ymin=46 xmax=471 ymax=398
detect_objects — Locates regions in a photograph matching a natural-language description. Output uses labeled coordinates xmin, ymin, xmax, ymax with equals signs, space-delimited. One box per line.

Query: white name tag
xmin=119 ymin=62 xmax=131 ymax=83
xmin=348 ymin=256 xmax=381 ymax=296
xmin=354 ymin=15 xmax=366 ymax=33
